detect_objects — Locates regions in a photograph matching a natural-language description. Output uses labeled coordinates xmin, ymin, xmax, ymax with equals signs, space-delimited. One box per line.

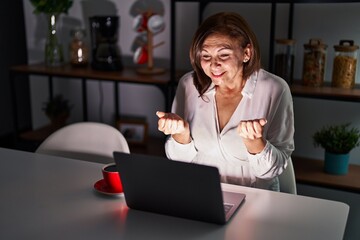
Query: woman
xmin=156 ymin=12 xmax=294 ymax=191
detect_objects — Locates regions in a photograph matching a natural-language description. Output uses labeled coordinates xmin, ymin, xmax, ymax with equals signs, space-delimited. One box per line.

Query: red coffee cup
xmin=102 ymin=163 xmax=123 ymax=193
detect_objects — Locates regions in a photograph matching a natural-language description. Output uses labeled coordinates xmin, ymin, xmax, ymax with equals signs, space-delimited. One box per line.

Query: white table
xmin=0 ymin=148 xmax=349 ymax=240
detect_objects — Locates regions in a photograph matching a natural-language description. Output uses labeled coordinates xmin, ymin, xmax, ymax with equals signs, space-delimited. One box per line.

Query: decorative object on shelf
xmin=30 ymin=0 xmax=73 ymax=67
xmin=116 ymin=115 xmax=148 ymax=146
xmin=42 ymin=94 xmax=73 ymax=127
xmin=69 ymin=28 xmax=89 ymax=67
xmin=45 ymin=13 xmax=64 ymax=66
xmin=313 ymin=123 xmax=360 ymax=175
xmin=131 ymin=2 xmax=165 ymax=75
xmin=331 ymin=40 xmax=359 ymax=89
xmin=274 ymin=39 xmax=296 ymax=85
xmin=302 ymin=38 xmax=327 ymax=87
xmin=89 ymin=16 xmax=123 ymax=71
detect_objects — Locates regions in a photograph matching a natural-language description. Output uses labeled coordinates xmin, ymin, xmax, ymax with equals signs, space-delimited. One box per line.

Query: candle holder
xmin=69 ymin=28 xmax=89 ymax=67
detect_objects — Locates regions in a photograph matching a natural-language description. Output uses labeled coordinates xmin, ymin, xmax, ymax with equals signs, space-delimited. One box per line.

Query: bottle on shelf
xmin=331 ymin=40 xmax=359 ymax=89
xmin=302 ymin=39 xmax=327 ymax=87
xmin=274 ymin=39 xmax=296 ymax=85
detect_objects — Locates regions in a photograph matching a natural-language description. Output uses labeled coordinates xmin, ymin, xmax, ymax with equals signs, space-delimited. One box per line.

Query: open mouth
xmin=212 ymin=72 xmax=224 ymax=78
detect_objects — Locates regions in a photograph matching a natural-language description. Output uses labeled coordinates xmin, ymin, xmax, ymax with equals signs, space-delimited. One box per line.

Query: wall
xmin=22 ymin=1 xmax=360 ymax=164
xmin=0 ymin=1 xmax=31 ymax=142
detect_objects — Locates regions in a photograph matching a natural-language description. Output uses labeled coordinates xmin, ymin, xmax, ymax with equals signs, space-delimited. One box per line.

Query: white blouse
xmin=165 ymin=69 xmax=295 ymax=190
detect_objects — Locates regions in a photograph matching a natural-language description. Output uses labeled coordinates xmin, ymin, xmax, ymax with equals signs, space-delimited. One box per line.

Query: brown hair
xmin=189 ymin=12 xmax=261 ymax=96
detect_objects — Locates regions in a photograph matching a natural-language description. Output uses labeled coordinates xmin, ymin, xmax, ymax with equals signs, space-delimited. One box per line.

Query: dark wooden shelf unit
xmin=293 ymin=156 xmax=360 ymax=193
xmin=11 ymin=64 xmax=172 ymax=85
xmin=290 ymin=81 xmax=360 ymax=102
xmin=10 ymin=64 xmax=184 ymax=141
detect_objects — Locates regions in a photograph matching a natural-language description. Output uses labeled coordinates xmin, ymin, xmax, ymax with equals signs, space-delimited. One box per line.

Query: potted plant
xmin=42 ymin=94 xmax=73 ymax=126
xmin=30 ymin=0 xmax=73 ymax=15
xmin=313 ymin=123 xmax=360 ymax=175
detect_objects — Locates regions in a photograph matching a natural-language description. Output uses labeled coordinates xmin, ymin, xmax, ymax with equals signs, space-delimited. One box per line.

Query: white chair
xmin=36 ymin=122 xmax=130 ymax=164
xmin=278 ymin=158 xmax=297 ymax=194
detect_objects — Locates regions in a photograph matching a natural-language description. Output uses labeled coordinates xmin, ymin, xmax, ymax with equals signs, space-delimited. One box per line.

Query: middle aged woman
xmin=156 ymin=12 xmax=294 ymax=191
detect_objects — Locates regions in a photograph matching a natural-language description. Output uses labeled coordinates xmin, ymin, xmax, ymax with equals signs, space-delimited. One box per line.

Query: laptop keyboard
xmin=224 ymin=203 xmax=234 ymax=214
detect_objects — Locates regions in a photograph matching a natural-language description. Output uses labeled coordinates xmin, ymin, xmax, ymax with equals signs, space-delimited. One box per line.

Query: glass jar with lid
xmin=69 ymin=28 xmax=89 ymax=67
xmin=274 ymin=39 xmax=296 ymax=85
xmin=331 ymin=40 xmax=359 ymax=89
xmin=302 ymin=39 xmax=327 ymax=87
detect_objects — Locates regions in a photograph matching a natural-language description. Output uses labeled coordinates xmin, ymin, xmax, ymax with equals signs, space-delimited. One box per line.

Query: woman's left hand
xmin=237 ymin=118 xmax=267 ymax=140
xmin=237 ymin=119 xmax=267 ymax=154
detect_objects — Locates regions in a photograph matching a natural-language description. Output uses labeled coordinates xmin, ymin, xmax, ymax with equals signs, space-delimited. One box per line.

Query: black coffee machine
xmin=89 ymin=16 xmax=123 ymax=71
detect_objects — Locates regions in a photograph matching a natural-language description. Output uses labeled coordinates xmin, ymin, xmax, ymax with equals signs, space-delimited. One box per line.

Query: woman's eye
xmin=201 ymin=55 xmax=211 ymax=61
xmin=219 ymin=54 xmax=230 ymax=60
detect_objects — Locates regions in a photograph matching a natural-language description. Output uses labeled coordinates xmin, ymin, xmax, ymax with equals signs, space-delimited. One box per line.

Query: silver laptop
xmin=113 ymin=152 xmax=246 ymax=224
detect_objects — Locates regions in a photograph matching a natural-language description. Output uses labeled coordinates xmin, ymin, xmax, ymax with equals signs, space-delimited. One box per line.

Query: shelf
xmin=290 ymin=81 xmax=360 ymax=102
xmin=292 ymin=156 xmax=360 ymax=193
xmin=10 ymin=64 xmax=172 ymax=85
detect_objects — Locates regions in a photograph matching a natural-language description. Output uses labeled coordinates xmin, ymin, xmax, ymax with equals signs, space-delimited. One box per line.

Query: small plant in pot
xmin=42 ymin=94 xmax=73 ymax=127
xmin=313 ymin=123 xmax=360 ymax=175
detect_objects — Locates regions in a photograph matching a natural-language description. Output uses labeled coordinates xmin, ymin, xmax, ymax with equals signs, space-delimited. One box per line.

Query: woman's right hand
xmin=156 ymin=111 xmax=191 ymax=144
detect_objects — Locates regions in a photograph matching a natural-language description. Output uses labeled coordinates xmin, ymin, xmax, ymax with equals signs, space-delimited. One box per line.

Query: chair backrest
xmin=278 ymin=158 xmax=297 ymax=194
xmin=36 ymin=122 xmax=130 ymax=164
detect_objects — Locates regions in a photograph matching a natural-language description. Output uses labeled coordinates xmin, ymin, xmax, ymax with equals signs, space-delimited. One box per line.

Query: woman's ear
xmin=243 ymin=44 xmax=251 ymax=63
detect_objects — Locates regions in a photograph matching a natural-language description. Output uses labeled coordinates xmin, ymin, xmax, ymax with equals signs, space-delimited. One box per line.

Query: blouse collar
xmin=204 ymin=70 xmax=259 ymax=99
xmin=241 ymin=71 xmax=259 ymax=99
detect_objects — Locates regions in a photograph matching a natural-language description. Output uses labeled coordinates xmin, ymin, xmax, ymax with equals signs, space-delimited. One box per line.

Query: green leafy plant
xmin=30 ymin=0 xmax=73 ymax=14
xmin=42 ymin=94 xmax=73 ymax=119
xmin=313 ymin=123 xmax=360 ymax=154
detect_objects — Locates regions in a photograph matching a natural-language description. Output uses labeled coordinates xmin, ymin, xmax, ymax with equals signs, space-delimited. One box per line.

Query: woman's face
xmin=200 ymin=33 xmax=250 ymax=86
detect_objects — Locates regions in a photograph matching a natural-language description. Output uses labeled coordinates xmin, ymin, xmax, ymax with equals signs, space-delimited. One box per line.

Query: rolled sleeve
xmin=165 ymin=136 xmax=197 ymax=162
xmin=247 ymin=140 xmax=289 ymax=179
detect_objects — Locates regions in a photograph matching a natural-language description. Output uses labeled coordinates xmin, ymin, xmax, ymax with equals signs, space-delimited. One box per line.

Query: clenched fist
xmin=156 ymin=111 xmax=191 ymax=144
xmin=237 ymin=118 xmax=267 ymax=140
xmin=237 ymin=119 xmax=267 ymax=154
